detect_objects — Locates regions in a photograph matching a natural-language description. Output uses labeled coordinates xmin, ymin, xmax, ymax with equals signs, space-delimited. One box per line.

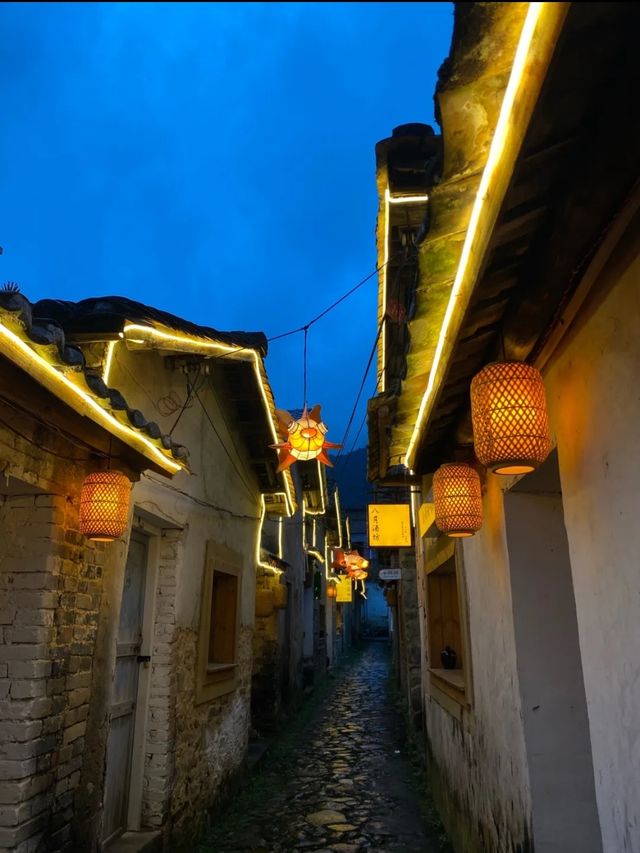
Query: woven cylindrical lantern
xmin=471 ymin=361 xmax=551 ymax=475
xmin=79 ymin=472 xmax=131 ymax=542
xmin=327 ymin=584 xmax=337 ymax=600
xmin=433 ymin=463 xmax=483 ymax=538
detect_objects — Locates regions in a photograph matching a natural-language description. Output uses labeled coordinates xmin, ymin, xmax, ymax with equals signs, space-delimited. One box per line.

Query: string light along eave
xmin=0 ymin=320 xmax=182 ymax=475
xmin=122 ymin=323 xmax=295 ymax=515
xmin=379 ymin=188 xmax=429 ymax=393
xmin=403 ymin=2 xmax=563 ymax=471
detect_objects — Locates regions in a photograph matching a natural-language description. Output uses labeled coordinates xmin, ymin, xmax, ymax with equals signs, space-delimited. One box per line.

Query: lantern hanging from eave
xmin=270 ymin=405 xmax=342 ymax=472
xmin=327 ymin=583 xmax=337 ymax=600
xmin=433 ymin=463 xmax=483 ymax=538
xmin=79 ymin=471 xmax=131 ymax=542
xmin=471 ymin=361 xmax=551 ymax=475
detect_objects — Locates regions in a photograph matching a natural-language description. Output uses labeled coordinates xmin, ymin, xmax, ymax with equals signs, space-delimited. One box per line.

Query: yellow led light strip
xmin=307 ymin=549 xmax=325 ymax=564
xmin=102 ymin=340 xmax=117 ymax=385
xmin=334 ymin=488 xmax=343 ymax=549
xmin=379 ymin=188 xmax=430 ymax=392
xmin=256 ymin=494 xmax=284 ymax=573
xmin=123 ymin=323 xmax=295 ymax=515
xmin=345 ymin=516 xmax=351 ymax=550
xmin=301 ymin=460 xmax=328 ymax=516
xmin=0 ymin=320 xmax=182 ymax=474
xmin=405 ymin=1 xmax=554 ymax=469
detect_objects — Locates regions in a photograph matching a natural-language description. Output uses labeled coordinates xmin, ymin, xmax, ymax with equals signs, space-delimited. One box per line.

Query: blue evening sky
xmin=1 ymin=2 xmax=453 ymax=451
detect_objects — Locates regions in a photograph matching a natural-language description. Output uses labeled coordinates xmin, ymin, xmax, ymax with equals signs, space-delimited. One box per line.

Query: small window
xmin=208 ymin=570 xmax=238 ymax=667
xmin=197 ymin=541 xmax=242 ymax=703
xmin=425 ymin=537 xmax=472 ymax=714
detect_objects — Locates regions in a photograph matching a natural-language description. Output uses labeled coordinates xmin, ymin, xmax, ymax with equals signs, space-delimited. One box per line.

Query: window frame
xmin=197 ymin=541 xmax=242 ymax=703
xmin=424 ymin=536 xmax=474 ymax=718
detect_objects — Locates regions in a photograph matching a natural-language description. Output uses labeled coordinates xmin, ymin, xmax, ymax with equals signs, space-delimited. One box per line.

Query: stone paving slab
xmin=198 ymin=643 xmax=447 ymax=852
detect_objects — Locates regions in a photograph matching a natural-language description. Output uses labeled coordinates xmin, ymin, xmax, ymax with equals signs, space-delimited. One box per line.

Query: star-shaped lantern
xmin=270 ymin=405 xmax=342 ymax=473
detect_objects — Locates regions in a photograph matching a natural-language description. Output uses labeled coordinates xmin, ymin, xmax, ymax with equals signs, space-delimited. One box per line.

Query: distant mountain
xmin=329 ymin=448 xmax=373 ymax=511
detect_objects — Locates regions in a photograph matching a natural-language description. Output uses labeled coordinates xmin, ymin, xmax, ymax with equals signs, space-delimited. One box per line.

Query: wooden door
xmin=102 ymin=532 xmax=148 ymax=847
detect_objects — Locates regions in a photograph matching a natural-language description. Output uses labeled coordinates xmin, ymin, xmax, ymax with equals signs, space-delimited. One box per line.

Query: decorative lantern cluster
xmin=79 ymin=471 xmax=131 ymax=542
xmin=433 ymin=361 xmax=551 ymax=539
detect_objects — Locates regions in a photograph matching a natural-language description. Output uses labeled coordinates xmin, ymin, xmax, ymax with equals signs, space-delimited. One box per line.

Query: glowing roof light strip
xmin=379 ymin=188 xmax=430 ymax=392
xmin=334 ymin=488 xmax=343 ymax=549
xmin=102 ymin=340 xmax=117 ymax=385
xmin=256 ymin=494 xmax=283 ymax=573
xmin=122 ymin=323 xmax=295 ymax=515
xmin=0 ymin=320 xmax=182 ymax=474
xmin=405 ymin=1 xmax=548 ymax=469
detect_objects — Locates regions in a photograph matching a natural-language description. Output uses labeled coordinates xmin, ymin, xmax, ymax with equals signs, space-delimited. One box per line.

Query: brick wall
xmin=141 ymin=531 xmax=180 ymax=831
xmin=0 ymin=413 xmax=125 ymax=852
xmin=0 ymin=488 xmax=108 ymax=852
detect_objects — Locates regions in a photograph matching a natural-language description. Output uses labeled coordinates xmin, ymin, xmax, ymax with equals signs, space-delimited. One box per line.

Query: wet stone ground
xmin=198 ymin=642 xmax=448 ymax=853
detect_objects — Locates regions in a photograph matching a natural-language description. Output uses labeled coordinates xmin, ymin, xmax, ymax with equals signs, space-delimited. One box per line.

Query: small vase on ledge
xmin=440 ymin=645 xmax=457 ymax=670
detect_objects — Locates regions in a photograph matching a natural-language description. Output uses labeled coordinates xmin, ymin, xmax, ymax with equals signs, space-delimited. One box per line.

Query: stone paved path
xmin=199 ymin=642 xmax=446 ymax=853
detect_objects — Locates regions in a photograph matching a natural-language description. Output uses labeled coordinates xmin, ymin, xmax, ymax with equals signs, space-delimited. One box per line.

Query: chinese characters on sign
xmin=335 ymin=576 xmax=353 ymax=603
xmin=367 ymin=504 xmax=412 ymax=547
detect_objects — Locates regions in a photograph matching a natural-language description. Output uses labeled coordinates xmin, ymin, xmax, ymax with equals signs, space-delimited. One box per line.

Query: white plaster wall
xmin=504 ymin=486 xmax=601 ymax=852
xmin=107 ymin=346 xmax=262 ymax=834
xmin=108 ymin=347 xmax=261 ymax=630
xmin=544 ymin=234 xmax=640 ymax=851
xmin=425 ymin=474 xmax=533 ymax=852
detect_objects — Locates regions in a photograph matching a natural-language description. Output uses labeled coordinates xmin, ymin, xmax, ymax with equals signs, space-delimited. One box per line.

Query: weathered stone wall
xmin=0 ymin=408 xmax=122 ymax=853
xmin=106 ymin=345 xmax=265 ymax=848
xmin=251 ymin=575 xmax=283 ymax=732
xmin=140 ymin=530 xmax=180 ymax=831
xmin=397 ymin=551 xmax=421 ymax=728
xmin=168 ymin=625 xmax=252 ymax=843
xmin=423 ymin=481 xmax=533 ymax=853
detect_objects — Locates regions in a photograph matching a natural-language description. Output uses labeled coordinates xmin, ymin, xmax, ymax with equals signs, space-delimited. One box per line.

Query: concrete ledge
xmin=106 ymin=830 xmax=162 ymax=853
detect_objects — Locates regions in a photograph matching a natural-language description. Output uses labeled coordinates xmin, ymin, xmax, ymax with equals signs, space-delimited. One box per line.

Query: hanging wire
xmin=193 ymin=386 xmax=257 ymax=501
xmin=302 ymin=325 xmax=309 ymax=410
xmin=332 ymin=317 xmax=384 ymax=468
xmin=169 ymin=364 xmax=204 ymax=435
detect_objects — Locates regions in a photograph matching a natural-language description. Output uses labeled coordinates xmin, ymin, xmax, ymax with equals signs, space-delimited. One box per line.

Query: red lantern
xmin=79 ymin=472 xmax=131 ymax=542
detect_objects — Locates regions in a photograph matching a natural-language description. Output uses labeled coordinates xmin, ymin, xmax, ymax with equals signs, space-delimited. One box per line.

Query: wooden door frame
xmin=125 ymin=518 xmax=160 ymax=832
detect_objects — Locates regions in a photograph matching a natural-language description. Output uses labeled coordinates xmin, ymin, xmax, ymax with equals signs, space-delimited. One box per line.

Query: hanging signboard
xmin=367 ymin=504 xmax=412 ymax=547
xmin=335 ymin=575 xmax=353 ymax=603
xmin=379 ymin=568 xmax=402 ymax=581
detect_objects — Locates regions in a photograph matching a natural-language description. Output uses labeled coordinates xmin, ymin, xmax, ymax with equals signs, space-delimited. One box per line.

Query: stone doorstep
xmin=105 ymin=830 xmax=162 ymax=853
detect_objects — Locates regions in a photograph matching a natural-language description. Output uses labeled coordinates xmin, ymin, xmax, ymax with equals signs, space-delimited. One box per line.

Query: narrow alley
xmin=198 ymin=642 xmax=448 ymax=853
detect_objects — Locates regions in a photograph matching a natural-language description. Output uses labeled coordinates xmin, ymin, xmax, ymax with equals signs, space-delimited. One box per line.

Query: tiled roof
xmin=33 ymin=296 xmax=268 ymax=355
xmin=0 ymin=289 xmax=189 ymax=469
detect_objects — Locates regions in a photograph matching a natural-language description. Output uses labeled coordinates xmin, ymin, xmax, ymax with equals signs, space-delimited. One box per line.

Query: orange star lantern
xmin=271 ymin=405 xmax=342 ymax=472
xmin=331 ymin=548 xmax=369 ymax=581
